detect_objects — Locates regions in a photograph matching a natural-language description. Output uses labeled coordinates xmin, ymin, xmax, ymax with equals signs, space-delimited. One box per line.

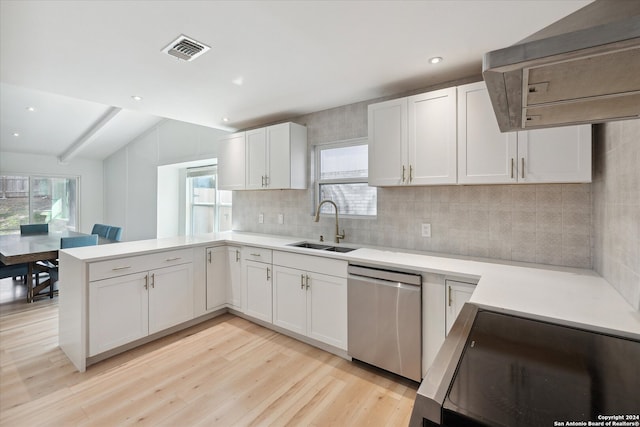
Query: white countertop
xmin=64 ymin=231 xmax=640 ymax=340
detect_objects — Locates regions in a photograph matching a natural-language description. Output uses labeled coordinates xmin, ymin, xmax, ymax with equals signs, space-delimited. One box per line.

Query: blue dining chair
xmin=20 ymin=223 xmax=49 ymax=234
xmin=0 ymin=261 xmax=28 ymax=283
xmin=33 ymin=234 xmax=99 ymax=300
xmin=106 ymin=226 xmax=122 ymax=241
xmin=91 ymin=224 xmax=111 ymax=239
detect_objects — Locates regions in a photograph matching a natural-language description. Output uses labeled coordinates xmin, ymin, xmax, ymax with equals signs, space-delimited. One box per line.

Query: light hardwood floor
xmin=0 ymin=297 xmax=417 ymax=426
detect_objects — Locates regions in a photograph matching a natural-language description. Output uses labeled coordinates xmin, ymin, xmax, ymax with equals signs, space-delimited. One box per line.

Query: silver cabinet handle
xmin=266 ymin=267 xmax=271 ymax=281
xmin=261 ymin=176 xmax=265 ymax=187
xmin=521 ymin=157 xmax=525 ymax=179
xmin=510 ymin=158 xmax=514 ymax=179
xmin=265 ymin=175 xmax=269 ymax=186
xmin=150 ymin=273 xmax=155 ymax=288
xmin=235 ymin=249 xmax=240 ymax=262
xmin=144 ymin=275 xmax=148 ymax=290
xmin=301 ymin=274 xmax=305 ymax=289
xmin=448 ymin=286 xmax=452 ymax=307
xmin=208 ymin=251 xmax=212 ymax=263
xmin=305 ymin=274 xmax=310 ymax=290
xmin=401 ymin=165 xmax=406 ymax=183
xmin=409 ymin=165 xmax=413 ymax=183
xmin=166 ymin=257 xmax=181 ymax=262
xmin=112 ymin=266 xmax=132 ymax=271
xmin=250 ymin=253 xmax=261 ymax=257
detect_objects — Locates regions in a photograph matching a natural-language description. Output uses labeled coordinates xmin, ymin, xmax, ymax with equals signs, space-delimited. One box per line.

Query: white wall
xmin=0 ymin=151 xmax=103 ymax=234
xmin=104 ymin=119 xmax=228 ymax=241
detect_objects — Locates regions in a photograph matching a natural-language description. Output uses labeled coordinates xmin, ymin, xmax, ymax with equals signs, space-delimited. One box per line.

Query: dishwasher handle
xmin=348 ymin=274 xmax=421 ymax=291
xmin=348 ymin=265 xmax=422 ymax=287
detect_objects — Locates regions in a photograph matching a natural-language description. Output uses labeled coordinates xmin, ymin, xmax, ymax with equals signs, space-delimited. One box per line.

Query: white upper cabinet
xmin=368 ymin=87 xmax=457 ymax=186
xmin=407 ymin=88 xmax=457 ymax=185
xmin=218 ymin=132 xmax=246 ymax=190
xmin=245 ymin=128 xmax=268 ymax=190
xmin=368 ymin=98 xmax=407 ymax=186
xmin=517 ymin=125 xmax=592 ymax=183
xmin=458 ymin=81 xmax=592 ymax=184
xmin=457 ymin=81 xmax=518 ymax=184
xmin=245 ymin=122 xmax=307 ymax=190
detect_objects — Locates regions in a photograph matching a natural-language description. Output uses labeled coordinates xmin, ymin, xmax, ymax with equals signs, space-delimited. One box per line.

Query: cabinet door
xmin=218 ymin=132 xmax=246 ymax=190
xmin=245 ymin=128 xmax=267 ymax=189
xmin=408 ymin=87 xmax=458 ymax=185
xmin=517 ymin=125 xmax=592 ymax=183
xmin=226 ymin=247 xmax=242 ymax=310
xmin=445 ymin=280 xmax=475 ymax=335
xmin=245 ymin=260 xmax=272 ymax=323
xmin=307 ymin=272 xmax=347 ymax=350
xmin=266 ymin=123 xmax=291 ymax=189
xmin=272 ymin=266 xmax=307 ymax=335
xmin=148 ymin=263 xmax=194 ymax=335
xmin=89 ymin=272 xmax=149 ymax=356
xmin=457 ymin=82 xmax=518 ymax=184
xmin=368 ymin=98 xmax=407 ymax=186
xmin=206 ymin=247 xmax=227 ymax=311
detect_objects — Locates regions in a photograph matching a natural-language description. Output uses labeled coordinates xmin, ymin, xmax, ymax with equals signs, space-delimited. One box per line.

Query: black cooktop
xmin=442 ymin=311 xmax=640 ymax=427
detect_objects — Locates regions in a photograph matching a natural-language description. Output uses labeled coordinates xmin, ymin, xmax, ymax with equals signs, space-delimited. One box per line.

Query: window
xmin=0 ymin=175 xmax=79 ymax=235
xmin=185 ymin=166 xmax=232 ymax=235
xmin=315 ymin=139 xmax=376 ymax=216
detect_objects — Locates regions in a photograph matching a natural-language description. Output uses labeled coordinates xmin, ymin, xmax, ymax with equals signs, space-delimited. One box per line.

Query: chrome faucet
xmin=314 ymin=200 xmax=345 ymax=244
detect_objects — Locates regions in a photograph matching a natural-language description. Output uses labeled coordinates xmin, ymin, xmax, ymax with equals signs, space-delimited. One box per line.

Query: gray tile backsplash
xmin=592 ymin=119 xmax=640 ymax=310
xmin=233 ymin=182 xmax=592 ymax=269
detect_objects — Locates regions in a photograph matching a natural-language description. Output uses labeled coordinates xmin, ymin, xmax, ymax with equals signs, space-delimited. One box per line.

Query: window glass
xmin=186 ymin=166 xmax=232 ymax=235
xmin=0 ymin=175 xmax=78 ymax=235
xmin=316 ymin=140 xmax=376 ymax=217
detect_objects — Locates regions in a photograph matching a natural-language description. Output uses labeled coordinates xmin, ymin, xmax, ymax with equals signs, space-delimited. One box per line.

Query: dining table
xmin=0 ymin=230 xmax=113 ymax=302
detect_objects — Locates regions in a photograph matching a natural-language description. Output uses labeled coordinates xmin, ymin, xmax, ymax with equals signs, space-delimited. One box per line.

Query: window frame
xmin=313 ymin=137 xmax=376 ymax=219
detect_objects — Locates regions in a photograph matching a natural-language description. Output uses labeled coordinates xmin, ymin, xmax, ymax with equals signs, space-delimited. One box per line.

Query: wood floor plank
xmin=0 ymin=298 xmax=418 ymax=426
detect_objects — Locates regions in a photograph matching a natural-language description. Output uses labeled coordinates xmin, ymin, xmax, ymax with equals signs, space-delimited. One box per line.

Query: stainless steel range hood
xmin=483 ymin=0 xmax=640 ymax=132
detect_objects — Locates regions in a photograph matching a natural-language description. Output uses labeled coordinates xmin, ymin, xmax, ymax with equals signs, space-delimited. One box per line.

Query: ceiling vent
xmin=162 ymin=34 xmax=210 ymax=62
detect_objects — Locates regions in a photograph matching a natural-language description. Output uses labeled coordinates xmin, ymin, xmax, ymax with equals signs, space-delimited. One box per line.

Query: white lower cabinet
xmin=272 ymin=252 xmax=347 ymax=350
xmin=89 ymin=272 xmax=149 ymax=356
xmin=243 ymin=247 xmax=273 ymax=323
xmin=206 ymin=247 xmax=228 ymax=311
xmin=206 ymin=246 xmax=243 ymax=312
xmin=89 ymin=262 xmax=194 ymax=356
xmin=445 ymin=279 xmax=476 ymax=335
xmin=226 ymin=246 xmax=242 ymax=310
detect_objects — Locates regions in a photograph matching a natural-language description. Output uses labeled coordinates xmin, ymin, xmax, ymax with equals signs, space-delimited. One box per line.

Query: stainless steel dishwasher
xmin=348 ymin=264 xmax=422 ymax=382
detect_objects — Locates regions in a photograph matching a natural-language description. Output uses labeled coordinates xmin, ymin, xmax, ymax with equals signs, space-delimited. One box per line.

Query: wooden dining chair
xmin=32 ymin=234 xmax=99 ymax=301
xmin=20 ymin=223 xmax=49 ymax=234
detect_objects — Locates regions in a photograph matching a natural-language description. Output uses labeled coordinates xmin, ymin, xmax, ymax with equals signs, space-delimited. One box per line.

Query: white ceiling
xmin=0 ymin=0 xmax=590 ymax=160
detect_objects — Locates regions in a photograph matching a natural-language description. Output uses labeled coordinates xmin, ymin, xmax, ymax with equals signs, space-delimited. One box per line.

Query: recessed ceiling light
xmin=26 ymin=106 xmax=36 ymax=112
xmin=131 ymin=95 xmax=143 ymax=101
xmin=222 ymin=117 xmax=229 ymax=122
xmin=232 ymin=77 xmax=243 ymax=86
xmin=429 ymin=56 xmax=443 ymax=64
xmin=13 ymin=132 xmax=20 ymax=137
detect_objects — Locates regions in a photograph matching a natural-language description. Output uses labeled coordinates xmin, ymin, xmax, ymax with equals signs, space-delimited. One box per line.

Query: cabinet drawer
xmin=273 ymin=251 xmax=347 ymax=278
xmin=242 ymin=247 xmax=272 ymax=263
xmin=89 ymin=249 xmax=193 ymax=281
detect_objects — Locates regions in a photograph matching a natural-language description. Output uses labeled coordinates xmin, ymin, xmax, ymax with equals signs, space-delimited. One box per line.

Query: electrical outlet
xmin=258 ymin=213 xmax=264 ymax=224
xmin=421 ymin=223 xmax=431 ymax=237
xmin=278 ymin=213 xmax=284 ymax=224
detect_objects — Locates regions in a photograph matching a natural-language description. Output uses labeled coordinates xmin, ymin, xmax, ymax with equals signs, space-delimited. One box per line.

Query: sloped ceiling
xmin=0 ymin=0 xmax=590 ymax=160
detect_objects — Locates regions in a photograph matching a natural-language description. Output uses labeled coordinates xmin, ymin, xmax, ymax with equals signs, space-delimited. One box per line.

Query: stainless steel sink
xmin=288 ymin=241 xmax=358 ymax=253
xmin=324 ymin=246 xmax=357 ymax=253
